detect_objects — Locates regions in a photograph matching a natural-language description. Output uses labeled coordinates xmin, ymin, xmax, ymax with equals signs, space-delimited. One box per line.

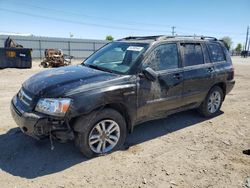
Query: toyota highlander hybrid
xmin=11 ymin=35 xmax=235 ymax=158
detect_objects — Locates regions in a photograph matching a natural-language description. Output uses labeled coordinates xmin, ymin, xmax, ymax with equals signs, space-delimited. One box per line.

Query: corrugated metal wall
xmin=0 ymin=35 xmax=108 ymax=59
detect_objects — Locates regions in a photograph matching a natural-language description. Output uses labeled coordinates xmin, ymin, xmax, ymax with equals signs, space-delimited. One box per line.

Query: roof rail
xmin=117 ymin=35 xmax=163 ymax=41
xmin=117 ymin=35 xmax=218 ymax=41
xmin=157 ymin=35 xmax=217 ymax=41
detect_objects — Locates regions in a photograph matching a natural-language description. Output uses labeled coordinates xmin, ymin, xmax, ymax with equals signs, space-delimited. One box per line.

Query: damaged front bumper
xmin=10 ymin=95 xmax=74 ymax=141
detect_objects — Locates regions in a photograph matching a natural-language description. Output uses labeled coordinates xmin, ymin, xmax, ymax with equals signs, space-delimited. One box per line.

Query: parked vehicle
xmin=11 ymin=35 xmax=235 ymax=158
xmin=241 ymin=50 xmax=250 ymax=57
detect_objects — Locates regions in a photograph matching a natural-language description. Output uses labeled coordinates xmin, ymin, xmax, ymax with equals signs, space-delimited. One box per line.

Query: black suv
xmin=11 ymin=35 xmax=235 ymax=158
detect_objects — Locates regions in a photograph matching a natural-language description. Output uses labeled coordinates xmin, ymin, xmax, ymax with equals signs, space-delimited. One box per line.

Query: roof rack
xmin=117 ymin=35 xmax=163 ymax=41
xmin=157 ymin=35 xmax=217 ymax=41
xmin=118 ymin=35 xmax=217 ymax=41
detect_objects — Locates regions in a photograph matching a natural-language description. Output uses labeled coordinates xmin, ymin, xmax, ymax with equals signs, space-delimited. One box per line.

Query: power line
xmin=1 ymin=2 xmax=247 ymax=38
xmin=5 ymin=0 xmax=247 ymax=36
xmin=176 ymin=26 xmax=245 ymax=36
xmin=0 ymin=8 xmax=171 ymax=33
xmin=7 ymin=0 xmax=174 ymax=28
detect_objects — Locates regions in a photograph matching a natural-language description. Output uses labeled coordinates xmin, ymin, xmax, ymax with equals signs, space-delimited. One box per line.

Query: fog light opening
xmin=22 ymin=126 xmax=28 ymax=132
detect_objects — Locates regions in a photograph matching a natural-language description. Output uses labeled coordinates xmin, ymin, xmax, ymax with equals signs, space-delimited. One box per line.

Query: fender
xmin=66 ymin=79 xmax=137 ymax=132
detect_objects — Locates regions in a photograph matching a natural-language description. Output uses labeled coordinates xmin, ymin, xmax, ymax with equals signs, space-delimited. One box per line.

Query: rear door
xmin=137 ymin=42 xmax=184 ymax=121
xmin=207 ymin=42 xmax=229 ymax=82
xmin=181 ymin=42 xmax=215 ymax=106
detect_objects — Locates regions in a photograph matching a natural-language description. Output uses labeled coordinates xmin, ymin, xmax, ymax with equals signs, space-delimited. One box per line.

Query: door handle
xmin=207 ymin=67 xmax=214 ymax=73
xmin=173 ymin=73 xmax=182 ymax=80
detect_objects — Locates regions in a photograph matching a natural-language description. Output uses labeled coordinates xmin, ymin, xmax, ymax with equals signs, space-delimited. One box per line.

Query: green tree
xmin=235 ymin=43 xmax=242 ymax=53
xmin=220 ymin=36 xmax=233 ymax=50
xmin=105 ymin=35 xmax=114 ymax=41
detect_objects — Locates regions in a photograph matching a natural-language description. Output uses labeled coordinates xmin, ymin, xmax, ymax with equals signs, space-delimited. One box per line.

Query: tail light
xmin=228 ymin=67 xmax=234 ymax=80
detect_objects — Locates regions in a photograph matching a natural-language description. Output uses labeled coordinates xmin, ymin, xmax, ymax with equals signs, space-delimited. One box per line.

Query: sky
xmin=0 ymin=0 xmax=249 ymax=48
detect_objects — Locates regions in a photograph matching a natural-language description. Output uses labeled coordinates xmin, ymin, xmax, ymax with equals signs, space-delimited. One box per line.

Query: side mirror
xmin=142 ymin=67 xmax=158 ymax=82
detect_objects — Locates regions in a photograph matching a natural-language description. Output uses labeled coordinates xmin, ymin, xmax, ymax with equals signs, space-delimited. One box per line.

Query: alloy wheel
xmin=88 ymin=119 xmax=120 ymax=154
xmin=207 ymin=91 xmax=221 ymax=113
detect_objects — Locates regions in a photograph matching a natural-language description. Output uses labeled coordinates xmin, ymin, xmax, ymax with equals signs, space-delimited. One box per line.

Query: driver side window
xmin=144 ymin=43 xmax=179 ymax=71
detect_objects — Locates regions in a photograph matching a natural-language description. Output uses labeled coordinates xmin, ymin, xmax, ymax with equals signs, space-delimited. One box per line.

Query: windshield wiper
xmin=87 ymin=64 xmax=114 ymax=73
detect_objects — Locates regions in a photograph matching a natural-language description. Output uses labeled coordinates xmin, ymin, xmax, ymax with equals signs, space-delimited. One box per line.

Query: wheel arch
xmin=71 ymin=102 xmax=133 ymax=134
xmin=104 ymin=103 xmax=133 ymax=133
xmin=198 ymin=82 xmax=225 ymax=117
xmin=212 ymin=82 xmax=226 ymax=100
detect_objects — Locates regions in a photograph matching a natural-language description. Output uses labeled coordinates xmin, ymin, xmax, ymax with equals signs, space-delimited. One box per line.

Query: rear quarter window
xmin=207 ymin=43 xmax=226 ymax=62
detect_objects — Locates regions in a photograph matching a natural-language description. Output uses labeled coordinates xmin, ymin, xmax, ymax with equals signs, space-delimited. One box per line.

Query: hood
xmin=23 ymin=65 xmax=119 ymax=96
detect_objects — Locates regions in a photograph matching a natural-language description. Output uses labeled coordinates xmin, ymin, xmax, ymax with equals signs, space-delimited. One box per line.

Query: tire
xmin=198 ymin=86 xmax=224 ymax=117
xmin=74 ymin=108 xmax=127 ymax=158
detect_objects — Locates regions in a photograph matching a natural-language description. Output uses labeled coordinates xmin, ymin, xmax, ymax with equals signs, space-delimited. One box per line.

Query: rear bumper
xmin=226 ymin=80 xmax=235 ymax=94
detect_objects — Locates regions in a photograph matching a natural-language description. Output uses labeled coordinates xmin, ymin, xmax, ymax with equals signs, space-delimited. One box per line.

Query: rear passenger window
xmin=144 ymin=43 xmax=179 ymax=71
xmin=207 ymin=43 xmax=226 ymax=62
xmin=181 ymin=43 xmax=204 ymax=66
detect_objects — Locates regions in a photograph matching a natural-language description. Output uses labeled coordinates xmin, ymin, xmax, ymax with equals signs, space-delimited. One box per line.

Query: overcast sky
xmin=0 ymin=0 xmax=249 ymax=47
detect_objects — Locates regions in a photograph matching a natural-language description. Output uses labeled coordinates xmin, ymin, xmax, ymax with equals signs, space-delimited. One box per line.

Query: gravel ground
xmin=0 ymin=56 xmax=249 ymax=188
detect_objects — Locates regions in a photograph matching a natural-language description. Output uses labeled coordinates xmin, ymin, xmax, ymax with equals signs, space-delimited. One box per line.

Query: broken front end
xmin=10 ymin=88 xmax=74 ymax=143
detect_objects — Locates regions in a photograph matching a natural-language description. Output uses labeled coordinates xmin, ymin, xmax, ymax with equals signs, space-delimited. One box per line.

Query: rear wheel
xmin=74 ymin=108 xmax=127 ymax=158
xmin=198 ymin=86 xmax=223 ymax=117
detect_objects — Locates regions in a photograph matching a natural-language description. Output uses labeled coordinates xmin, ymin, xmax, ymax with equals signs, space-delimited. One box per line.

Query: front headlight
xmin=35 ymin=98 xmax=71 ymax=117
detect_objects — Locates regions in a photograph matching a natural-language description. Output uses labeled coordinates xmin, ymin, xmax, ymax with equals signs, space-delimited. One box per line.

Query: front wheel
xmin=198 ymin=86 xmax=223 ymax=117
xmin=74 ymin=108 xmax=127 ymax=158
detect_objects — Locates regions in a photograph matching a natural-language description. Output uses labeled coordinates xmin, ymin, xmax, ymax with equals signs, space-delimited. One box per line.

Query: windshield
xmin=83 ymin=42 xmax=149 ymax=74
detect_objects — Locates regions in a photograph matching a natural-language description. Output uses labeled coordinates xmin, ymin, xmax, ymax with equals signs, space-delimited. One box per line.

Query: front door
xmin=137 ymin=43 xmax=183 ymax=122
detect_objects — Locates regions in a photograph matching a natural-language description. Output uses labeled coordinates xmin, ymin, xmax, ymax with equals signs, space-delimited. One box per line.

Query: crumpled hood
xmin=23 ymin=65 xmax=119 ymax=96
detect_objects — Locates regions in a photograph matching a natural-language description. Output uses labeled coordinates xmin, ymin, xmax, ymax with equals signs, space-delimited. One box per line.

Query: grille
xmin=18 ymin=89 xmax=32 ymax=106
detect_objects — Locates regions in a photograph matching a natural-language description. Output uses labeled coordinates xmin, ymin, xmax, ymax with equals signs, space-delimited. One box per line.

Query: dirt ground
xmin=0 ymin=57 xmax=249 ymax=188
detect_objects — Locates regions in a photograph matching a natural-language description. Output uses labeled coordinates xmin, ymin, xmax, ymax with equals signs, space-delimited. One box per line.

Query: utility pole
xmin=171 ymin=26 xmax=176 ymax=36
xmin=244 ymin=26 xmax=249 ymax=51
xmin=247 ymin=36 xmax=250 ymax=57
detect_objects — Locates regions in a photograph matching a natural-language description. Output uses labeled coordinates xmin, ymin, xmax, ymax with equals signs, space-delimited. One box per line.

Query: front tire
xmin=74 ymin=108 xmax=127 ymax=158
xmin=198 ymin=86 xmax=223 ymax=117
